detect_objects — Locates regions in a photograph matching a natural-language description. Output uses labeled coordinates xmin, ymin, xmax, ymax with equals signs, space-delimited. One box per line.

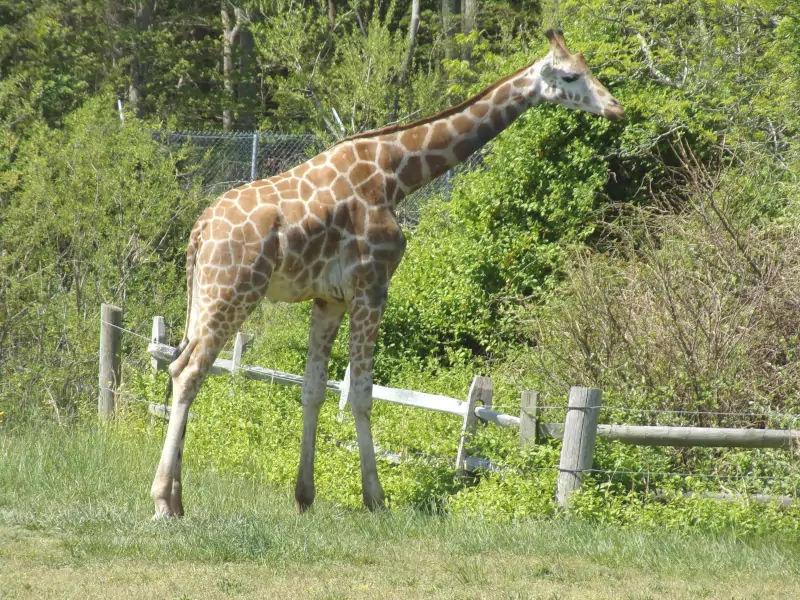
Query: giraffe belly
xmin=266 ymin=260 xmax=346 ymax=304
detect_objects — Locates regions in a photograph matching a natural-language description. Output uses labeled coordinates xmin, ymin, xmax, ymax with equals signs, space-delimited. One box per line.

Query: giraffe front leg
xmin=347 ymin=293 xmax=387 ymax=512
xmin=295 ymin=299 xmax=346 ymax=514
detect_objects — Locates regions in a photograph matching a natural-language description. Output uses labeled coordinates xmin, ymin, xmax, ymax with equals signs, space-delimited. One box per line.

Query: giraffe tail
xmin=164 ymin=226 xmax=203 ymax=404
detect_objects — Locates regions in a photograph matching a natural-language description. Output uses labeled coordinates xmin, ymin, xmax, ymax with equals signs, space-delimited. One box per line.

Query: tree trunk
xmin=391 ymin=0 xmax=420 ymax=122
xmin=327 ymin=0 xmax=336 ymax=27
xmin=238 ymin=24 xmax=256 ymax=129
xmin=462 ymin=0 xmax=477 ymax=60
xmin=221 ymin=3 xmax=245 ymax=132
xmin=128 ymin=1 xmax=154 ymax=117
xmin=442 ymin=0 xmax=462 ymax=60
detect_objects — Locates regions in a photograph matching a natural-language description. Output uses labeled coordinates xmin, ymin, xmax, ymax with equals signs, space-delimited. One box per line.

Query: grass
xmin=2 ymin=425 xmax=800 ymax=599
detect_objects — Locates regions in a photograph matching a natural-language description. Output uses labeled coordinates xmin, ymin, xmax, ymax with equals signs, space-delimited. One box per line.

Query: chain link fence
xmin=157 ymin=131 xmax=485 ymax=226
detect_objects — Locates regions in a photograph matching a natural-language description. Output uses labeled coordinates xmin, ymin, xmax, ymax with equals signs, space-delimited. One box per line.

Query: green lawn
xmin=2 ymin=426 xmax=799 ymax=599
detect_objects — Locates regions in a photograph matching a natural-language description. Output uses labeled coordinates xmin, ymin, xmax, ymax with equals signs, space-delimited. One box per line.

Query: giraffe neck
xmin=379 ymin=60 xmax=543 ymax=202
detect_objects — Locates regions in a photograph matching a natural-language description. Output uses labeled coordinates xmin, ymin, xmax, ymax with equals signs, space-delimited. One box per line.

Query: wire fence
xmin=155 ymin=130 xmax=486 ymax=226
xmin=99 ymin=313 xmax=799 ymax=506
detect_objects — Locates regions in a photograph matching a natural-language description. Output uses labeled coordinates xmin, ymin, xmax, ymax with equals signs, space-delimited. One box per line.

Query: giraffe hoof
xmin=152 ymin=510 xmax=176 ymax=520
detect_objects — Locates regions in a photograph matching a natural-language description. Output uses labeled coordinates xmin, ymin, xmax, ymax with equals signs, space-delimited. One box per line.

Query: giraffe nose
xmin=604 ymin=97 xmax=627 ymax=121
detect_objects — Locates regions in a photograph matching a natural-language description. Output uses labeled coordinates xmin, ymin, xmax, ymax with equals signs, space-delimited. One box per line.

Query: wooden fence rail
xmin=99 ymin=308 xmax=799 ymax=510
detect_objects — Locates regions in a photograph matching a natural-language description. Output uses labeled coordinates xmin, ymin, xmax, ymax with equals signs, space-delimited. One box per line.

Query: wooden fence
xmin=98 ymin=305 xmax=800 ymax=508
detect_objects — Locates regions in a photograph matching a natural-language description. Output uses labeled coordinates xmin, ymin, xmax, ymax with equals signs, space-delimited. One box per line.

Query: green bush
xmin=0 ymin=96 xmax=205 ymax=423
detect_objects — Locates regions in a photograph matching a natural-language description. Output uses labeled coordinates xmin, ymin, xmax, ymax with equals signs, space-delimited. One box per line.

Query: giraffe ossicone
xmin=150 ymin=29 xmax=626 ymax=518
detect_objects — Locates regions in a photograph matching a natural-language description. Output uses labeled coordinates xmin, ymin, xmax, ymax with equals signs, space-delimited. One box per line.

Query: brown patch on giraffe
xmin=243 ymin=241 xmax=262 ymax=265
xmin=347 ymin=199 xmax=369 ymax=233
xmin=426 ymin=154 xmax=450 ymax=179
xmin=313 ymin=189 xmax=336 ymax=206
xmin=399 ymin=156 xmax=424 ymax=189
xmin=210 ymin=218 xmax=233 ymax=241
xmin=428 ymin=122 xmax=452 ymax=150
xmin=275 ymin=181 xmax=299 ymax=200
xmin=367 ymin=220 xmax=402 ymax=246
xmin=222 ymin=189 xmax=240 ymax=200
xmin=371 ymin=248 xmax=404 ymax=264
xmin=299 ymin=179 xmax=314 ymax=199
xmin=469 ymin=102 xmax=489 ymax=119
xmin=452 ymin=115 xmax=473 ymax=134
xmin=306 ymin=165 xmax=338 ymax=188
xmin=331 ymin=146 xmax=357 ymax=172
xmin=399 ymin=128 xmax=426 ymax=152
xmin=250 ymin=205 xmax=279 ymax=237
xmin=302 ymin=234 xmax=326 ymax=263
xmin=238 ymin=188 xmax=258 ymax=213
xmin=453 ymin=139 xmax=475 ymax=161
xmin=477 ymin=122 xmax=494 ymax=140
xmin=225 ymin=202 xmax=250 ymax=223
xmin=212 ymin=204 xmax=226 ymax=219
xmin=250 ymin=179 xmax=271 ymax=188
xmin=494 ymin=83 xmax=512 ymax=104
xmin=356 ymin=172 xmax=385 ymax=200
xmin=311 ymin=261 xmax=325 ymax=280
xmin=596 ymin=88 xmax=607 ymax=97
xmin=293 ymin=162 xmax=310 ymax=177
xmin=349 ymin=162 xmax=377 ymax=186
xmin=491 ymin=110 xmax=506 ymax=131
xmin=355 ymin=140 xmax=379 ymax=161
xmin=376 ymin=143 xmax=403 ymax=171
xmin=310 ymin=153 xmax=328 ymax=167
xmin=323 ymin=228 xmax=342 ymax=256
xmin=216 ymin=265 xmax=237 ymax=286
xmin=280 ymin=200 xmax=307 ymax=223
xmin=505 ymin=105 xmax=520 ymax=123
xmin=331 ymin=176 xmax=353 ymax=200
xmin=231 ymin=224 xmax=247 ymax=245
xmin=384 ymin=178 xmax=399 ymax=204
xmin=512 ymin=76 xmax=533 ymax=87
xmin=333 ymin=203 xmax=351 ymax=230
xmin=285 ymin=226 xmax=308 ymax=252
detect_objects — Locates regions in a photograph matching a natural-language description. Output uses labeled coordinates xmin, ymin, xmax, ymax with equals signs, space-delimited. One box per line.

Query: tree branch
xmin=637 ymin=34 xmax=678 ymax=88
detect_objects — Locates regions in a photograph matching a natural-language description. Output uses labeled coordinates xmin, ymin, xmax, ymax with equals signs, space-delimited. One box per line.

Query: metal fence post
xmin=250 ymin=133 xmax=259 ymax=181
xmin=99 ymin=304 xmax=123 ymax=419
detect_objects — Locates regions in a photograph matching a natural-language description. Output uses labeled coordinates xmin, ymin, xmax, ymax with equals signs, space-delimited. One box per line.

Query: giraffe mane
xmin=333 ymin=59 xmax=538 ymax=146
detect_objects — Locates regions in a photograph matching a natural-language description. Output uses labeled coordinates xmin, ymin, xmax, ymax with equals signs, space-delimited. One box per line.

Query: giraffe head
xmin=536 ymin=29 xmax=626 ymax=121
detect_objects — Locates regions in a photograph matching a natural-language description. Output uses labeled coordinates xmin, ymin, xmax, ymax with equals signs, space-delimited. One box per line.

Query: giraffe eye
xmin=562 ymin=74 xmax=580 ymax=83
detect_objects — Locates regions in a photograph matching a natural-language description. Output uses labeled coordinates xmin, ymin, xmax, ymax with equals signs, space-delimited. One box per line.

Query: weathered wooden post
xmin=150 ymin=316 xmax=168 ymax=372
xmin=519 ymin=390 xmax=539 ymax=446
xmin=456 ymin=376 xmax=493 ymax=471
xmin=98 ymin=303 xmax=123 ymax=419
xmin=336 ymin=364 xmax=352 ymax=421
xmin=556 ymin=386 xmax=602 ymax=508
xmin=232 ymin=331 xmax=254 ymax=372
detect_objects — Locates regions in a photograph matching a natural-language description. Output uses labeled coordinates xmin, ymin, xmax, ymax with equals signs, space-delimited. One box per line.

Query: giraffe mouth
xmin=603 ymin=105 xmax=627 ymax=121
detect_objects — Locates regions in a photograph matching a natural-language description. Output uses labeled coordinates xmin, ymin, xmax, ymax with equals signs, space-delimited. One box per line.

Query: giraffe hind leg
xmin=150 ymin=315 xmax=251 ymax=518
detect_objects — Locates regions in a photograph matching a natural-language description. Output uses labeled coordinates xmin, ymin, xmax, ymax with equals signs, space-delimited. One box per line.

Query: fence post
xmin=519 ymin=390 xmax=540 ymax=446
xmin=456 ymin=376 xmax=493 ymax=471
xmin=233 ymin=331 xmax=254 ymax=372
xmin=98 ymin=304 xmax=123 ymax=419
xmin=250 ymin=133 xmax=259 ymax=181
xmin=150 ymin=316 xmax=167 ymax=372
xmin=336 ymin=363 xmax=352 ymax=421
xmin=556 ymin=386 xmax=603 ymax=508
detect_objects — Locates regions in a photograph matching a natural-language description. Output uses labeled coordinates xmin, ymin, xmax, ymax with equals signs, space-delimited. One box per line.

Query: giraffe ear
xmin=544 ymin=29 xmax=571 ymax=61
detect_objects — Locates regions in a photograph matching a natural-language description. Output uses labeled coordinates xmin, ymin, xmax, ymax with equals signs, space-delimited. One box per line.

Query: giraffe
xmin=151 ymin=29 xmax=626 ymax=518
